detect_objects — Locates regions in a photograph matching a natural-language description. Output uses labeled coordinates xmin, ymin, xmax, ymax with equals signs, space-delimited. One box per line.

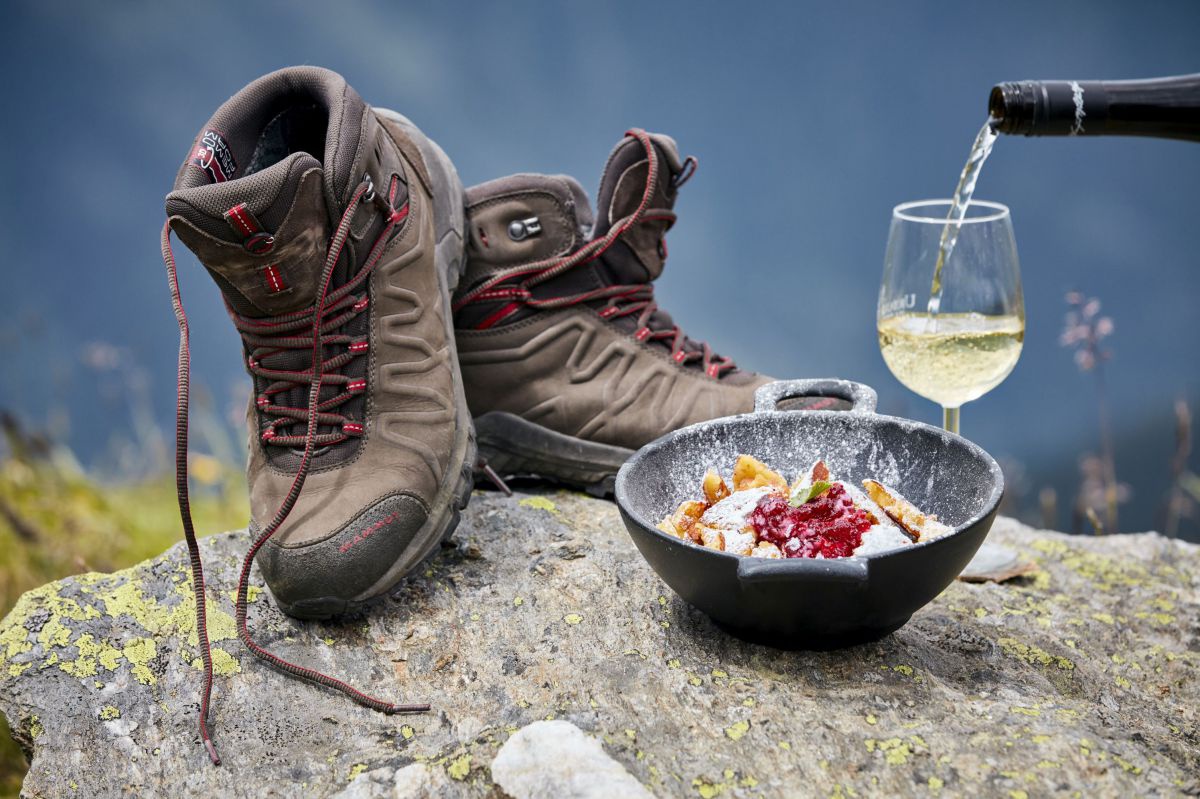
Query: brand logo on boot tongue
xmin=190 ymin=129 xmax=238 ymax=183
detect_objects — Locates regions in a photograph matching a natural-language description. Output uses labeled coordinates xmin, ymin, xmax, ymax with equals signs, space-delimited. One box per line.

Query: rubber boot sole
xmin=474 ymin=411 xmax=633 ymax=498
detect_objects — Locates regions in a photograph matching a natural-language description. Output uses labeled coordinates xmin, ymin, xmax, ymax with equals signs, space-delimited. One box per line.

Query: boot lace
xmin=161 ymin=174 xmax=425 ymax=766
xmin=452 ymin=128 xmax=737 ymax=378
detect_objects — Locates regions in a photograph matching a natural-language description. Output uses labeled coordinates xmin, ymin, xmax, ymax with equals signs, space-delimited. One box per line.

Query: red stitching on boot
xmin=226 ymin=204 xmax=260 ymax=237
xmin=263 ymin=264 xmax=287 ymax=293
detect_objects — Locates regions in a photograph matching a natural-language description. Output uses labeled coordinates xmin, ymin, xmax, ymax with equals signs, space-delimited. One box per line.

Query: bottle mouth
xmin=988 ymin=85 xmax=1007 ymax=120
xmin=988 ymin=83 xmax=1024 ymax=133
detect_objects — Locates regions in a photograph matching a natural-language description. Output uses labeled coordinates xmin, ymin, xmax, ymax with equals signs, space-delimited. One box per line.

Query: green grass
xmin=0 ymin=449 xmax=247 ymax=796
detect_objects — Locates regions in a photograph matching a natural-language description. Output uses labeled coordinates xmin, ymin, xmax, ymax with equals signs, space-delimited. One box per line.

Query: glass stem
xmin=942 ymin=406 xmax=960 ymax=434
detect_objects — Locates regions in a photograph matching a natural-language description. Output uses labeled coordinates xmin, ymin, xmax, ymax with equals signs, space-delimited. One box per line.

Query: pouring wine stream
xmin=927 ymin=118 xmax=1000 ymax=318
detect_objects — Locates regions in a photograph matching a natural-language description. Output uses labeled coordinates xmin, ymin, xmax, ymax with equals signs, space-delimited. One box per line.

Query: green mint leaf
xmin=789 ymin=480 xmax=831 ymax=507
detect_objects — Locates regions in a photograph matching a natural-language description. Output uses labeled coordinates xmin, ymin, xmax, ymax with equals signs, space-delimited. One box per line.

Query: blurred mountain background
xmin=1 ymin=0 xmax=1198 ymax=544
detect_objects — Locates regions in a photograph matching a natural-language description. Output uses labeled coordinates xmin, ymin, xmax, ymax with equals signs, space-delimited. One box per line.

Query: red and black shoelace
xmin=161 ymin=176 xmax=426 ymax=766
xmin=452 ymin=128 xmax=736 ymax=378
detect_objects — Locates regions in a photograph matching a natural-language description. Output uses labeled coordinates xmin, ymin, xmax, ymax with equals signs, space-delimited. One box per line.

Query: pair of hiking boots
xmin=162 ymin=67 xmax=771 ymax=762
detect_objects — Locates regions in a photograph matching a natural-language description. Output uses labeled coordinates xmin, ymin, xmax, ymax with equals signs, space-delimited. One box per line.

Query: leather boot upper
xmin=453 ymin=131 xmax=771 ymax=451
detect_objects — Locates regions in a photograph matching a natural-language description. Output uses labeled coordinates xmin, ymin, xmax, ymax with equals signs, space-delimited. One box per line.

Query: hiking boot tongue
xmin=166 ymin=151 xmax=328 ymax=318
xmin=165 ymin=66 xmax=376 ymax=318
xmin=593 ymin=131 xmax=685 ymax=283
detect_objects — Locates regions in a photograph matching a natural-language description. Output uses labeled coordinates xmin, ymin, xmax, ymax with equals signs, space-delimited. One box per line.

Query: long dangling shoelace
xmin=452 ymin=128 xmax=736 ymax=378
xmin=162 ymin=176 xmax=427 ymax=766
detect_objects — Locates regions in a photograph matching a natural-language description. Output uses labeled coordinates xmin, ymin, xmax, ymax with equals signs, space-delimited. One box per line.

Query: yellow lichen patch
xmin=563 ymin=613 xmax=583 ymax=625
xmin=1091 ymin=612 xmax=1114 ymax=625
xmin=98 ymin=705 xmax=121 ymax=721
xmin=1112 ymin=754 xmax=1143 ymax=774
xmin=347 ymin=763 xmax=368 ymax=781
xmin=1030 ymin=539 xmax=1069 ymax=557
xmin=518 ymin=496 xmax=557 ymax=514
xmin=893 ymin=664 xmax=914 ymax=677
xmin=0 ymin=611 xmax=34 ymax=666
xmin=513 ymin=596 xmax=524 ymax=607
xmin=929 ymin=776 xmax=944 ymax=791
xmin=692 ymin=777 xmax=728 ymax=798
xmin=725 ymin=720 xmax=750 ymax=741
xmin=400 ymin=725 xmax=415 ymax=740
xmin=37 ymin=616 xmax=72 ymax=649
xmin=667 ymin=659 xmax=681 ymax=669
xmin=228 ymin=586 xmax=262 ymax=604
xmin=997 ymin=638 xmax=1075 ymax=671
xmin=122 ymin=637 xmax=158 ymax=685
xmin=446 ymin=753 xmax=471 ymax=780
xmin=865 ymin=737 xmax=913 ymax=765
xmin=1061 ymin=549 xmax=1148 ymax=591
xmin=688 ymin=675 xmax=702 ymax=687
xmin=866 ymin=714 xmax=877 ymax=725
xmin=197 ymin=647 xmax=241 ymax=676
xmin=1010 ymin=706 xmax=1041 ymax=717
xmin=711 ymin=669 xmax=728 ymax=679
xmin=28 ymin=715 xmax=43 ymax=739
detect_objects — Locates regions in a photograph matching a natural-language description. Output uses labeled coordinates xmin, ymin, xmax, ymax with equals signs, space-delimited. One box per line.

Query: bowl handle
xmin=753 ymin=379 xmax=878 ymax=415
xmin=736 ymin=555 xmax=870 ymax=587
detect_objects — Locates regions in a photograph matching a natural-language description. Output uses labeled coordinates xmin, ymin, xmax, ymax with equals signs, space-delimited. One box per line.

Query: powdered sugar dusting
xmin=700 ymin=487 xmax=775 ymax=531
xmin=854 ymin=524 xmax=914 ymax=556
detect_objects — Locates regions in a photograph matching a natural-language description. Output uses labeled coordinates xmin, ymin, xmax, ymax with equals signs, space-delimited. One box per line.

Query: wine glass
xmin=877 ymin=199 xmax=1024 ymax=434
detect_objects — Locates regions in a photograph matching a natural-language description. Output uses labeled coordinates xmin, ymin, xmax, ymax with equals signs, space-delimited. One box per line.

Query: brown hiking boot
xmin=453 ymin=130 xmax=772 ymax=495
xmin=161 ymin=67 xmax=472 ymax=760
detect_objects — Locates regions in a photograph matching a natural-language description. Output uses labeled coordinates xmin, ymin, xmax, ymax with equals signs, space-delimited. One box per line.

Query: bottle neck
xmin=989 ymin=74 xmax=1200 ymax=142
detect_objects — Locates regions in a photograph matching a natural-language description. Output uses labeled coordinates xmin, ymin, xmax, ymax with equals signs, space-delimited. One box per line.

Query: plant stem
xmin=1093 ymin=361 xmax=1118 ymax=532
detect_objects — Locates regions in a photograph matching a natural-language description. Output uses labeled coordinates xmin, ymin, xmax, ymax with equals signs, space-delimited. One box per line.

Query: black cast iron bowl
xmin=614 ymin=379 xmax=1005 ymax=649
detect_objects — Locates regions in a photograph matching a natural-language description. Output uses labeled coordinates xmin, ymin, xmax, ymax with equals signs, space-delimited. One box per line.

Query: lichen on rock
xmin=0 ymin=491 xmax=1197 ymax=797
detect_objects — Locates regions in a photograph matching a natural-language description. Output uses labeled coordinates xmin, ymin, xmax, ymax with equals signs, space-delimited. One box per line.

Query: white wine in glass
xmin=877 ymin=200 xmax=1024 ymax=434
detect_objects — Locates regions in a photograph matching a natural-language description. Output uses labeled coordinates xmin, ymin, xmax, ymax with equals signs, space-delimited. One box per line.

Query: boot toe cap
xmin=256 ymin=493 xmax=429 ymax=618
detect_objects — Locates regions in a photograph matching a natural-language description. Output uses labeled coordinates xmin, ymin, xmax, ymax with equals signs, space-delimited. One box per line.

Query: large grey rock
xmin=0 ymin=490 xmax=1197 ymax=797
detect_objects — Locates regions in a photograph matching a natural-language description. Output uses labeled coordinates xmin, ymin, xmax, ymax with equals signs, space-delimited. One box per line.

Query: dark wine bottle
xmin=989 ymin=74 xmax=1200 ymax=142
